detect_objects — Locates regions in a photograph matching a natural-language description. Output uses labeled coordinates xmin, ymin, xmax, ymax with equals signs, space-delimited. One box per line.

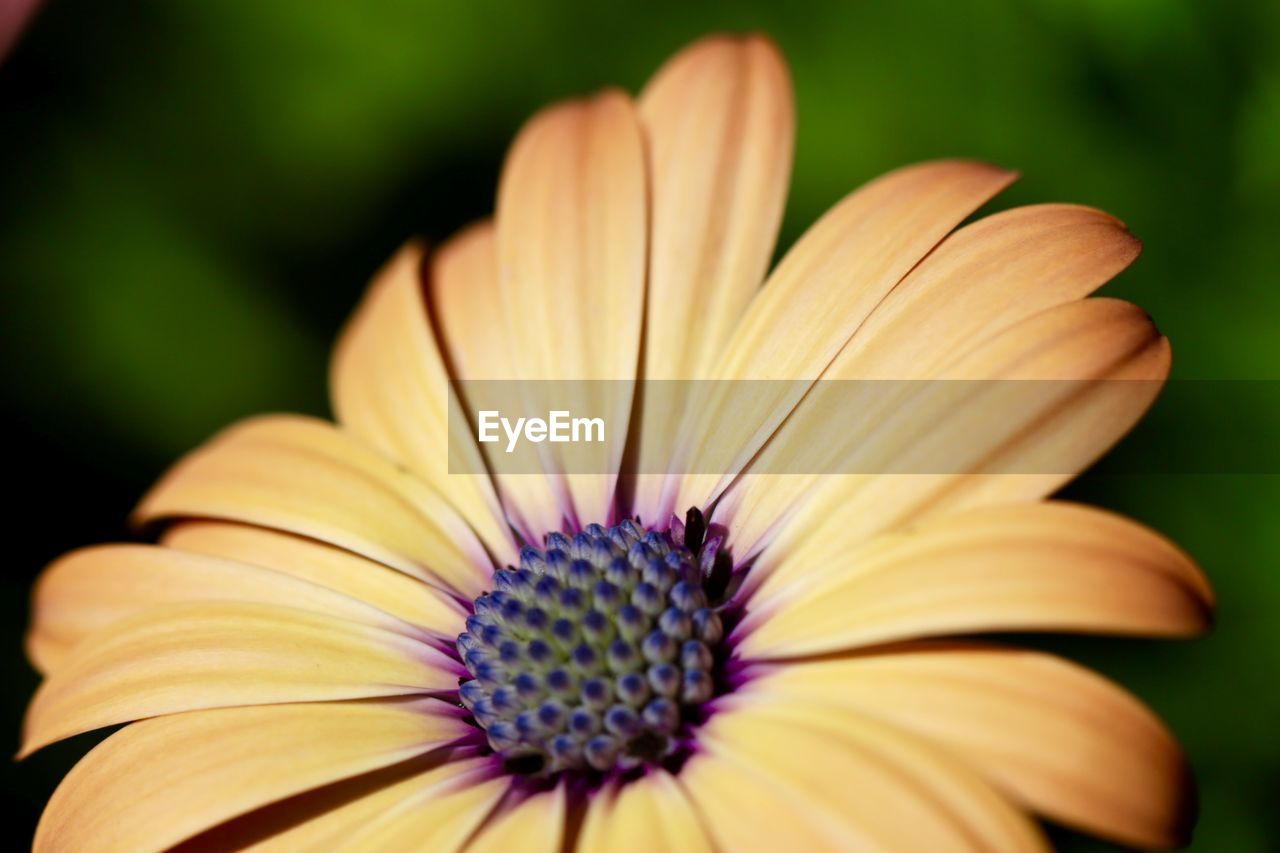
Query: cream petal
xmin=756 ymin=643 xmax=1195 ymax=848
xmin=428 ymin=221 xmax=566 ymax=542
xmin=134 ymin=414 xmax=492 ymax=599
xmin=630 ymin=34 xmax=793 ymax=521
xmin=738 ymin=297 xmax=1170 ymax=579
xmin=833 ymin=203 xmax=1141 ymax=380
xmin=739 ymin=501 xmax=1211 ymax=656
xmin=577 ymin=771 xmax=714 ymax=853
xmin=162 ymin=521 xmax=463 ymax=637
xmin=33 ymin=699 xmax=471 ymax=853
xmin=323 ymin=762 xmax=507 ymax=852
xmin=495 ymin=90 xmax=648 ymax=527
xmin=22 ymin=602 xmax=459 ymax=756
xmin=665 ymin=160 xmax=1016 ymax=519
xmin=182 ymin=757 xmax=496 ymax=851
xmin=639 ymin=33 xmax=792 ymax=376
xmin=331 ymin=240 xmax=516 ymax=564
xmin=26 ymin=543 xmax=453 ymax=674
xmin=464 ymin=786 xmax=566 ymax=853
xmin=684 ymin=692 xmax=1046 ymax=851
xmin=717 ymin=202 xmax=1142 ymax=551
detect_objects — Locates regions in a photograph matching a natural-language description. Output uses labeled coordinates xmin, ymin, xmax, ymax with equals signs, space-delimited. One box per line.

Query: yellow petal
xmin=22 ymin=601 xmax=458 ymax=755
xmin=134 ymin=414 xmax=492 ymax=599
xmin=577 ymin=771 xmax=714 ymax=853
xmin=324 ymin=762 xmax=506 ymax=852
xmin=717 ymin=202 xmax=1142 ymax=551
xmin=738 ymin=297 xmax=1170 ymax=576
xmin=465 ymin=785 xmax=565 ymax=853
xmin=189 ymin=757 xmax=498 ymax=851
xmin=429 ymin=221 xmax=566 ymax=542
xmin=740 ymin=501 xmax=1211 ymax=657
xmin=836 ymin=203 xmax=1141 ymax=380
xmin=757 ymin=643 xmax=1195 ymax=848
xmin=33 ymin=699 xmax=471 ymax=853
xmin=331 ymin=240 xmax=516 ymax=564
xmin=684 ymin=692 xmax=1046 ymax=851
xmin=162 ymin=520 xmax=463 ymax=637
xmin=630 ymin=34 xmax=793 ymax=521
xmin=666 ymin=160 xmax=1017 ymax=519
xmin=495 ymin=90 xmax=647 ymax=526
xmin=27 ymin=543 xmax=448 ymax=673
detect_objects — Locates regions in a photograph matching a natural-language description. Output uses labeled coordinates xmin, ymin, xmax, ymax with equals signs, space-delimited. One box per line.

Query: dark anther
xmin=684 ymin=507 xmax=706 ymax=552
xmin=502 ymin=752 xmax=547 ymax=776
xmin=627 ymin=731 xmax=668 ymax=763
xmin=703 ymin=550 xmax=732 ymax=604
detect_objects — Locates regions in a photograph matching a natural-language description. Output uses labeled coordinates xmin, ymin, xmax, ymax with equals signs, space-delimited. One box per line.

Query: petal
xmin=22 ymin=602 xmax=460 ymax=755
xmin=306 ymin=761 xmax=505 ymax=852
xmin=179 ymin=757 xmax=499 ymax=851
xmin=630 ymin=34 xmax=793 ymax=520
xmin=428 ymin=221 xmax=566 ymax=542
xmin=134 ymin=414 xmax=492 ymax=598
xmin=331 ymin=240 xmax=516 ymax=563
xmin=495 ymin=89 xmax=648 ymax=526
xmin=161 ymin=521 xmax=463 ymax=636
xmin=577 ymin=771 xmax=714 ymax=853
xmin=736 ymin=297 xmax=1171 ymax=573
xmin=27 ymin=543 xmax=449 ymax=673
xmin=756 ymin=643 xmax=1195 ymax=848
xmin=717 ymin=202 xmax=1142 ymax=551
xmin=834 ymin=203 xmax=1141 ymax=380
xmin=738 ymin=502 xmax=1212 ymax=658
xmin=465 ymin=786 xmax=566 ymax=853
xmin=666 ymin=160 xmax=1017 ymax=518
xmin=33 ymin=699 xmax=471 ymax=853
xmin=683 ymin=692 xmax=1046 ymax=851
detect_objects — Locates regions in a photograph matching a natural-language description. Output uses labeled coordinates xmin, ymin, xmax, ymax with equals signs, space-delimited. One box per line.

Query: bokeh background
xmin=2 ymin=0 xmax=1277 ymax=848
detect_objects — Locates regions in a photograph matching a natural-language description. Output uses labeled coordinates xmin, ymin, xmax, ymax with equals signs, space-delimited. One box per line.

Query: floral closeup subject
xmin=23 ymin=33 xmax=1213 ymax=852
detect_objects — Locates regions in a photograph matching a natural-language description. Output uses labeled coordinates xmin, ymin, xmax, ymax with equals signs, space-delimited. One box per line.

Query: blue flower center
xmin=456 ymin=514 xmax=730 ymax=776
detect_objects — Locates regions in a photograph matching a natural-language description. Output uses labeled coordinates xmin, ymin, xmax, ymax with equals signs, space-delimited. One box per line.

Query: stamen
xmin=457 ymin=514 xmax=729 ymax=776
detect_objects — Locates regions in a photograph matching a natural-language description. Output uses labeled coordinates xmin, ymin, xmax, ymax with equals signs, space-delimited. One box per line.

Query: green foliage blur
xmin=2 ymin=0 xmax=1277 ymax=848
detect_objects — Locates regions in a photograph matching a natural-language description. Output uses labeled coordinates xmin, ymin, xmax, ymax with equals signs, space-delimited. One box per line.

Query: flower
xmin=23 ymin=33 xmax=1213 ymax=852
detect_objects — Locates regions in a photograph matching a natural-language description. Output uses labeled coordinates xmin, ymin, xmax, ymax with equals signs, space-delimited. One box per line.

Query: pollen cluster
xmin=456 ymin=517 xmax=729 ymax=776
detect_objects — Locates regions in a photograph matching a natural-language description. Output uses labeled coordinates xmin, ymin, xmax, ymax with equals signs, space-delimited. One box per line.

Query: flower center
xmin=456 ymin=513 xmax=730 ymax=777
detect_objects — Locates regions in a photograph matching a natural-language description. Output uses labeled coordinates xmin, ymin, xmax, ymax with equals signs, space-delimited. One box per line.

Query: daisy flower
xmin=24 ymin=34 xmax=1213 ymax=852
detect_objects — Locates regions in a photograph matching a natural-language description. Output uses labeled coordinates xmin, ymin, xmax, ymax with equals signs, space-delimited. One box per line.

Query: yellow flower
xmin=24 ymin=34 xmax=1212 ymax=852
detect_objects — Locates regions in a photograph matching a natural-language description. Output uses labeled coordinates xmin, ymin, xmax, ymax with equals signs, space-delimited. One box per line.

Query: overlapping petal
xmin=716 ymin=202 xmax=1143 ymax=552
xmin=286 ymin=759 xmax=505 ymax=852
xmin=331 ymin=240 xmax=515 ymax=563
xmin=22 ymin=602 xmax=460 ymax=755
xmin=752 ymin=643 xmax=1195 ymax=848
xmin=578 ymin=771 xmax=714 ymax=853
xmin=495 ymin=89 xmax=648 ymax=527
xmin=162 ymin=521 xmax=463 ymax=636
xmin=175 ymin=757 xmax=500 ymax=851
xmin=683 ymin=692 xmax=1047 ymax=850
xmin=664 ymin=159 xmax=1017 ymax=518
xmin=34 ymin=699 xmax=472 ymax=853
xmin=738 ymin=501 xmax=1211 ymax=655
xmin=429 ymin=220 xmax=566 ymax=544
xmin=630 ymin=34 xmax=793 ymax=520
xmin=465 ymin=786 xmax=566 ymax=853
xmin=27 ymin=543 xmax=451 ymax=673
xmin=734 ymin=297 xmax=1170 ymax=585
xmin=134 ymin=414 xmax=492 ymax=598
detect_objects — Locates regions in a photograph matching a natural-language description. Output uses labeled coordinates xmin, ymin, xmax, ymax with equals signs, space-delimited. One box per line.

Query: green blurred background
xmin=1 ymin=0 xmax=1277 ymax=848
